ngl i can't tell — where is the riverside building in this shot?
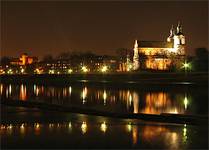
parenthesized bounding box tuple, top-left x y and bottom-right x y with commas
(133, 22, 186, 70)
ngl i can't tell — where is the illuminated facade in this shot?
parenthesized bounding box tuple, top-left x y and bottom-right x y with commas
(11, 53, 38, 66)
(133, 22, 185, 70)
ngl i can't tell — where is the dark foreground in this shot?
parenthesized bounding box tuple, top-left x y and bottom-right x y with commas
(1, 106, 208, 149)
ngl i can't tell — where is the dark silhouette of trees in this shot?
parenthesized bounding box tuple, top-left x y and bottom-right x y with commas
(116, 48, 130, 62)
(194, 48, 208, 72)
(25, 64, 35, 74)
(42, 54, 54, 62)
(0, 56, 11, 66)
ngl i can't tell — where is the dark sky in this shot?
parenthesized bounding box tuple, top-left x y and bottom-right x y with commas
(1, 1, 208, 58)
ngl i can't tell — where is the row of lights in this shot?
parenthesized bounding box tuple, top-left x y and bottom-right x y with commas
(0, 122, 108, 134)
(0, 68, 25, 75)
(0, 65, 109, 75)
(1, 122, 144, 134)
(1, 61, 191, 75)
(48, 65, 109, 74)
(1, 122, 188, 135)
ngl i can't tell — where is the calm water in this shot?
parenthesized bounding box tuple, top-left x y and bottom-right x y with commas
(0, 83, 208, 115)
(1, 108, 208, 149)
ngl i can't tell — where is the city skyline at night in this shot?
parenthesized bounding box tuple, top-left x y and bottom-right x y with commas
(1, 1, 208, 149)
(1, 1, 208, 58)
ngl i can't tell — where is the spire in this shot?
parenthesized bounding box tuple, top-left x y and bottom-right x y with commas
(176, 21, 183, 35)
(167, 25, 174, 42)
(169, 25, 174, 36)
(133, 40, 139, 70)
(177, 21, 181, 27)
(134, 40, 138, 49)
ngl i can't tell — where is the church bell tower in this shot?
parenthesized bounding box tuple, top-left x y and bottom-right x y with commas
(173, 21, 186, 55)
(133, 40, 139, 70)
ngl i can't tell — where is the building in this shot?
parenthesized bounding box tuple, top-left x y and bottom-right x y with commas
(10, 53, 38, 66)
(133, 22, 185, 70)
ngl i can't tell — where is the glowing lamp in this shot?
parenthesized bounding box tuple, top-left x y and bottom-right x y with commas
(68, 69, 73, 74)
(81, 66, 88, 73)
(100, 65, 108, 73)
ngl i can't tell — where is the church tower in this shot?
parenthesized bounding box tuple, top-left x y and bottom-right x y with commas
(133, 40, 139, 70)
(167, 25, 174, 42)
(173, 21, 186, 54)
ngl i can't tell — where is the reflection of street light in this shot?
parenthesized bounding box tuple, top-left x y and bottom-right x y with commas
(68, 122, 72, 128)
(182, 124, 187, 143)
(81, 122, 87, 134)
(20, 123, 25, 129)
(81, 87, 87, 104)
(7, 124, 13, 129)
(103, 90, 107, 105)
(100, 122, 107, 133)
(183, 95, 189, 110)
(127, 122, 132, 132)
(34, 123, 40, 130)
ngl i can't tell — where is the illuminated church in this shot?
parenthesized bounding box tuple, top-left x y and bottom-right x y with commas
(132, 22, 186, 70)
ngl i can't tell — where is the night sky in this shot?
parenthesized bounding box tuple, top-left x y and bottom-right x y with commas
(1, 1, 208, 58)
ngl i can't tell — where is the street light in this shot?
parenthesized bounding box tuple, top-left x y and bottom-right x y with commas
(7, 69, 13, 74)
(81, 66, 89, 73)
(49, 70, 55, 74)
(182, 60, 191, 75)
(127, 64, 133, 72)
(68, 69, 73, 74)
(100, 65, 108, 73)
(100, 122, 107, 133)
(20, 68, 25, 74)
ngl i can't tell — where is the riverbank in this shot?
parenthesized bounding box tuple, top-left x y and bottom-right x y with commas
(0, 72, 208, 85)
(1, 99, 208, 125)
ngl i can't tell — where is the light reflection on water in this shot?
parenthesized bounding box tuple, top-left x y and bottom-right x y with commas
(0, 83, 206, 115)
(19, 84, 27, 100)
(0, 122, 189, 149)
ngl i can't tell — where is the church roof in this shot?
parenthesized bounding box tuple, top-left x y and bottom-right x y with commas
(138, 41, 173, 48)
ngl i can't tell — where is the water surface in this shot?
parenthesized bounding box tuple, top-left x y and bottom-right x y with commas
(1, 108, 208, 149)
(0, 83, 208, 115)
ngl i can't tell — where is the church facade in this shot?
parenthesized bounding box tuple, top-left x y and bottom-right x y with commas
(132, 22, 186, 71)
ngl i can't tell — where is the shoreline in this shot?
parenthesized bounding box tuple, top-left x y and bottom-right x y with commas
(0, 72, 208, 85)
(1, 99, 208, 126)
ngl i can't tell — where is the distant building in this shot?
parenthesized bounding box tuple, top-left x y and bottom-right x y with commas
(133, 22, 185, 70)
(39, 54, 118, 74)
(10, 53, 38, 66)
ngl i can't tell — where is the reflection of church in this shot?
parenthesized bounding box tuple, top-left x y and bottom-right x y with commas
(133, 22, 185, 70)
